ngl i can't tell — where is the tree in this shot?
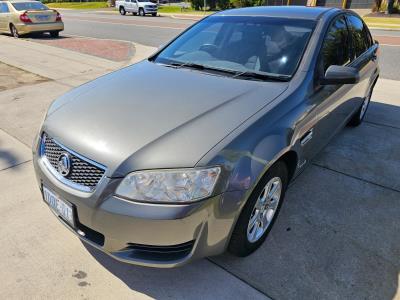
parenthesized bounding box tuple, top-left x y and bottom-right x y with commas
(191, 0, 204, 10)
(217, 0, 230, 9)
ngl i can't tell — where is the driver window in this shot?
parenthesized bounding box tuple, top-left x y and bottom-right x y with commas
(319, 16, 350, 74)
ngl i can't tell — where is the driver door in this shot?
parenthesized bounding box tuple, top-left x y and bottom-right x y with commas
(299, 15, 353, 161)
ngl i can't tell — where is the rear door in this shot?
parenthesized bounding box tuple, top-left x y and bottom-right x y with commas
(345, 13, 379, 110)
(131, 0, 139, 13)
(0, 3, 11, 32)
(124, 0, 132, 12)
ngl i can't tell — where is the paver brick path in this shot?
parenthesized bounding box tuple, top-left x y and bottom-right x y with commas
(31, 36, 135, 62)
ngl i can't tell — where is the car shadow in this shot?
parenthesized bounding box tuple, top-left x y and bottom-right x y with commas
(0, 139, 20, 171)
(81, 242, 261, 299)
(2, 32, 69, 40)
(26, 32, 70, 40)
(83, 101, 400, 300)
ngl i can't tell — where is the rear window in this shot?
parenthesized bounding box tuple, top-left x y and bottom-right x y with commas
(12, 2, 48, 11)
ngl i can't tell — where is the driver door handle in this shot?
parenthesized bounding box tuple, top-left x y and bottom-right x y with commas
(300, 129, 313, 146)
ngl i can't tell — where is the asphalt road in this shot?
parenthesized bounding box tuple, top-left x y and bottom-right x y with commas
(60, 10, 400, 80)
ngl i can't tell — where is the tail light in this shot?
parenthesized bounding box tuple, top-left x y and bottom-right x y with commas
(19, 12, 32, 23)
(55, 11, 62, 22)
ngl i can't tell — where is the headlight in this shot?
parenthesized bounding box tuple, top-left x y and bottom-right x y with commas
(115, 167, 221, 203)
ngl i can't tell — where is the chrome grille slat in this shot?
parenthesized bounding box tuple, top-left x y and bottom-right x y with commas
(41, 133, 106, 191)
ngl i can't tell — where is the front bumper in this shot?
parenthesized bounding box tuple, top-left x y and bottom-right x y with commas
(33, 144, 246, 268)
(16, 22, 64, 35)
(144, 8, 157, 14)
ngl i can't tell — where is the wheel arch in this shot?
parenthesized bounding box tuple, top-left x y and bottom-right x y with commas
(278, 150, 298, 184)
(224, 148, 299, 253)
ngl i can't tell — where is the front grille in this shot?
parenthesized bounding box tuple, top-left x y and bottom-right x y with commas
(41, 133, 106, 191)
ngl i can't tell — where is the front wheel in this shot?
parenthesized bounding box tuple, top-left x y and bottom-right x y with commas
(228, 161, 288, 257)
(347, 87, 373, 127)
(119, 6, 126, 15)
(10, 24, 19, 38)
(138, 8, 145, 16)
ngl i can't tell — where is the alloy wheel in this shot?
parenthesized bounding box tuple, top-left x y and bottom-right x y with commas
(11, 25, 19, 38)
(247, 177, 282, 243)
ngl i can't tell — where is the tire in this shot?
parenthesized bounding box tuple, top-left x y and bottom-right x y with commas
(10, 24, 19, 38)
(119, 6, 126, 15)
(152, 13, 157, 16)
(139, 8, 145, 16)
(50, 31, 59, 38)
(228, 161, 288, 257)
(347, 86, 373, 127)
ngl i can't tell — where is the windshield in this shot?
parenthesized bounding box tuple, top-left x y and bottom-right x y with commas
(152, 16, 315, 78)
(12, 2, 48, 11)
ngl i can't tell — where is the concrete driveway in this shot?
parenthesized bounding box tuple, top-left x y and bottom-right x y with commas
(0, 36, 399, 299)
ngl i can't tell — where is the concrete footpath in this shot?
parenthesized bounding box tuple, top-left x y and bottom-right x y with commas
(0, 34, 400, 299)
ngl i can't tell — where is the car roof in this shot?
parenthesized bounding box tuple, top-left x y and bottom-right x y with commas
(214, 6, 339, 20)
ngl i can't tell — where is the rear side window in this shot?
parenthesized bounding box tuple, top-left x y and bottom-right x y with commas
(320, 16, 350, 73)
(347, 14, 370, 58)
(0, 3, 10, 13)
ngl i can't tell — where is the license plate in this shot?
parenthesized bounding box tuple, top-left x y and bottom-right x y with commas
(43, 186, 74, 226)
(36, 15, 50, 21)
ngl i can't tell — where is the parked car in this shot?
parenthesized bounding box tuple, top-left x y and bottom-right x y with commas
(0, 0, 63, 38)
(116, 0, 158, 16)
(33, 6, 379, 268)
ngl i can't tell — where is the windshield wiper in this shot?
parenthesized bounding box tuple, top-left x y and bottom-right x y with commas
(169, 61, 207, 70)
(159, 61, 290, 81)
(169, 62, 238, 75)
(233, 70, 290, 82)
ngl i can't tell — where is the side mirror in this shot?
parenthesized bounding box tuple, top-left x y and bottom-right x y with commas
(322, 65, 360, 85)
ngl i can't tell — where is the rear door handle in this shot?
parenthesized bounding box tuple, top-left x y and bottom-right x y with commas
(300, 129, 313, 146)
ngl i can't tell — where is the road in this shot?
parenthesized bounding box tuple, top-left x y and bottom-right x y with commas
(59, 10, 400, 80)
(62, 11, 191, 47)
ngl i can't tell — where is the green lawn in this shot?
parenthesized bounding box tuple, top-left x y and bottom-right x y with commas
(363, 16, 400, 28)
(46, 2, 108, 9)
